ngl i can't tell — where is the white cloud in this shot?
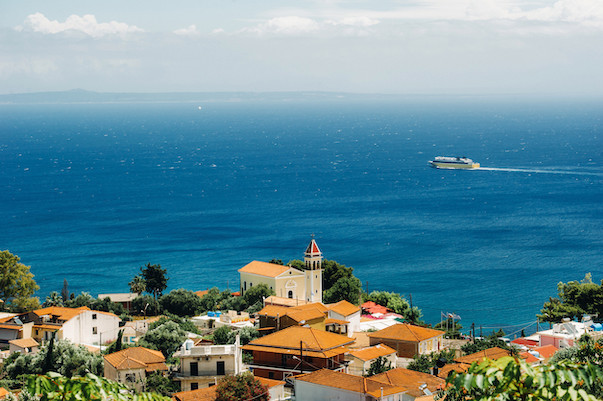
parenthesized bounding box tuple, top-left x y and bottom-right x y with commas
(245, 16, 320, 35)
(16, 13, 143, 38)
(174, 24, 200, 36)
(325, 16, 380, 27)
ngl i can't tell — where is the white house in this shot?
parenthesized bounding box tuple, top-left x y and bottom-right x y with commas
(326, 300, 361, 337)
(173, 336, 243, 391)
(26, 307, 121, 346)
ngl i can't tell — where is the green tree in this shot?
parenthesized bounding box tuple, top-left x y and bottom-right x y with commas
(26, 372, 170, 401)
(366, 356, 392, 376)
(2, 339, 103, 379)
(538, 273, 603, 323)
(129, 274, 146, 294)
(219, 295, 247, 312)
(243, 284, 274, 308)
(148, 315, 199, 335)
(198, 287, 222, 313)
(43, 292, 63, 307)
(215, 372, 269, 401)
(227, 327, 260, 345)
(159, 289, 203, 317)
(323, 276, 362, 304)
(141, 263, 168, 301)
(268, 259, 283, 265)
(361, 291, 423, 323)
(407, 349, 456, 374)
(213, 326, 232, 345)
(138, 320, 185, 359)
(321, 260, 354, 291)
(286, 259, 306, 271)
(132, 294, 161, 317)
(0, 250, 40, 312)
(64, 292, 95, 308)
(144, 371, 180, 396)
(61, 279, 71, 302)
(440, 356, 603, 401)
(461, 332, 516, 355)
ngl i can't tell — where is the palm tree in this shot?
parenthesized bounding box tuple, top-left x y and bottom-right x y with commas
(129, 274, 146, 294)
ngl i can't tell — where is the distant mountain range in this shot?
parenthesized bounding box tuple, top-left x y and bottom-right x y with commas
(0, 89, 407, 104)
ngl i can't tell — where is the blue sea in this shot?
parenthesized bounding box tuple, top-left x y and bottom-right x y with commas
(1, 97, 601, 336)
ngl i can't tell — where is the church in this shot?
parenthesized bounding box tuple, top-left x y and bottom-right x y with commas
(238, 239, 323, 303)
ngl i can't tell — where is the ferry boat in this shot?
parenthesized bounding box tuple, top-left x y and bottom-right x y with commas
(429, 156, 480, 169)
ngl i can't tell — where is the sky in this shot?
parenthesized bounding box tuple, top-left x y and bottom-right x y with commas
(1, 0, 603, 95)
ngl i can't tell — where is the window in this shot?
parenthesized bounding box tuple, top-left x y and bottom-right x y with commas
(268, 372, 275, 379)
(125, 374, 136, 383)
(92, 327, 97, 334)
(92, 314, 97, 320)
(191, 383, 198, 390)
(216, 361, 225, 375)
(288, 290, 293, 299)
(244, 281, 247, 291)
(190, 362, 198, 376)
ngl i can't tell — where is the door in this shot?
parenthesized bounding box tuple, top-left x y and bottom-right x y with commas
(216, 361, 225, 375)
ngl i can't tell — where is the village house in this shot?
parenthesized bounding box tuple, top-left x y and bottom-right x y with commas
(21, 306, 120, 346)
(238, 239, 324, 303)
(173, 337, 243, 391)
(8, 337, 39, 355)
(103, 346, 168, 393)
(241, 326, 354, 381)
(98, 293, 138, 314)
(536, 319, 601, 348)
(368, 324, 445, 358)
(371, 367, 446, 400)
(346, 344, 398, 376)
(325, 300, 361, 337)
(257, 303, 327, 333)
(294, 368, 408, 401)
(0, 314, 33, 346)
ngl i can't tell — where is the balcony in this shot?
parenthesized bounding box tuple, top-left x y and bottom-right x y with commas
(174, 344, 236, 358)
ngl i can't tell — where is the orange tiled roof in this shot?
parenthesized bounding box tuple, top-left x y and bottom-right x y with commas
(293, 302, 329, 314)
(245, 326, 354, 351)
(368, 324, 444, 343)
(256, 376, 286, 388)
(348, 344, 396, 361)
(454, 347, 511, 364)
(172, 386, 216, 401)
(0, 388, 9, 398)
(328, 300, 360, 317)
(371, 367, 446, 398)
(33, 306, 90, 321)
(194, 290, 209, 298)
(104, 347, 166, 371)
(238, 261, 297, 278)
(325, 318, 349, 325)
(9, 338, 39, 348)
(285, 308, 325, 323)
(0, 324, 21, 330)
(296, 369, 406, 398)
(33, 324, 61, 331)
(533, 344, 559, 359)
(437, 363, 470, 379)
(257, 305, 291, 317)
(242, 344, 349, 359)
(520, 351, 541, 363)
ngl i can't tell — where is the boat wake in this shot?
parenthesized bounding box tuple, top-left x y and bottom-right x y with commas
(477, 167, 603, 177)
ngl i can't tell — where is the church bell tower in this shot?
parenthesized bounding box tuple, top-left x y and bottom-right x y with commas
(304, 237, 323, 303)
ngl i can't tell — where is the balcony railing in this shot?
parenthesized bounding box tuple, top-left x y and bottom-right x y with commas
(174, 344, 236, 358)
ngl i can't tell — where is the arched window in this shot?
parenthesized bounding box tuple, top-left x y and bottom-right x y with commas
(288, 290, 293, 299)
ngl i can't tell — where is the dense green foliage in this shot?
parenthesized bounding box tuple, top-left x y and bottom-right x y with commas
(132, 294, 162, 316)
(26, 372, 170, 401)
(323, 276, 362, 304)
(407, 349, 456, 374)
(460, 333, 516, 355)
(539, 273, 603, 323)
(212, 326, 232, 345)
(366, 355, 392, 376)
(144, 372, 180, 396)
(0, 250, 40, 312)
(159, 289, 203, 317)
(62, 292, 125, 315)
(242, 284, 274, 309)
(2, 339, 103, 381)
(129, 274, 146, 294)
(362, 290, 423, 324)
(215, 372, 269, 401)
(439, 356, 603, 401)
(138, 320, 186, 358)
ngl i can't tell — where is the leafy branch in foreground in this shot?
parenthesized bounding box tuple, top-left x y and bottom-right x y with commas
(26, 372, 170, 401)
(438, 356, 603, 401)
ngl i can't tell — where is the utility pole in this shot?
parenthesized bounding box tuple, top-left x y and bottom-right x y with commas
(300, 341, 303, 374)
(480, 325, 483, 338)
(471, 323, 475, 342)
(409, 293, 413, 309)
(366, 281, 369, 294)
